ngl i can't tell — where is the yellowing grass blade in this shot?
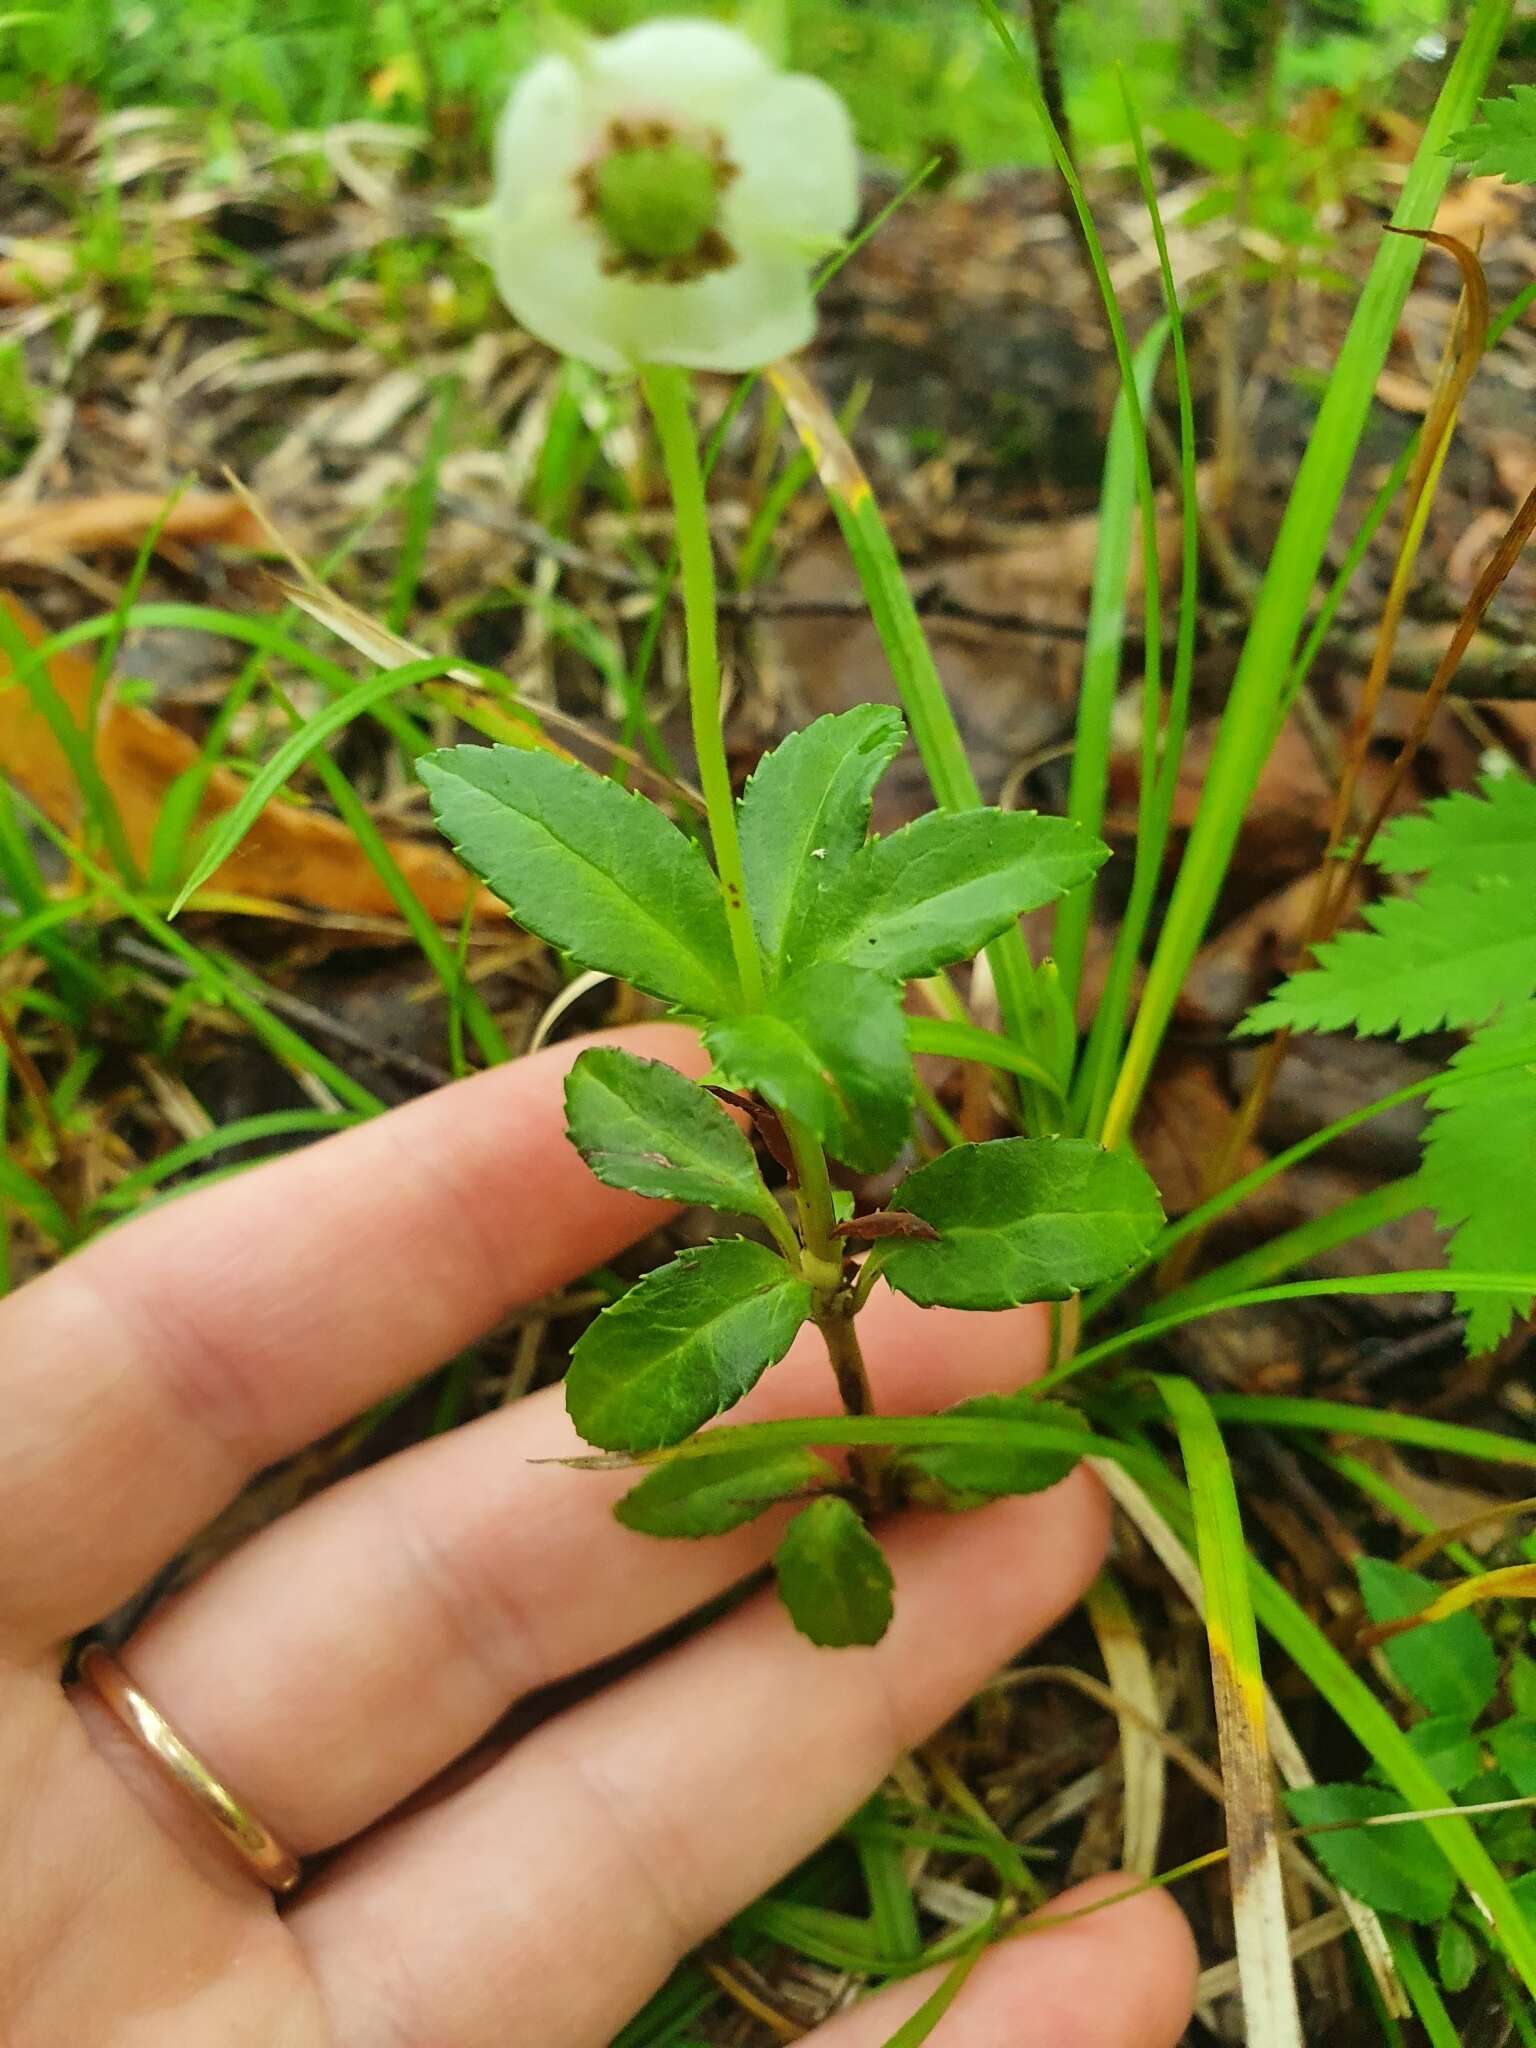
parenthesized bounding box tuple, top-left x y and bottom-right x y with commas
(1155, 1379, 1303, 2048)
(1361, 1562, 1536, 1645)
(1085, 1570, 1166, 1877)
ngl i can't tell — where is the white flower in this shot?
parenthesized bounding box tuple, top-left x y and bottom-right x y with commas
(466, 16, 859, 374)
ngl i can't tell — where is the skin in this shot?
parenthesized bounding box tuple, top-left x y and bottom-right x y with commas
(0, 1024, 1198, 2048)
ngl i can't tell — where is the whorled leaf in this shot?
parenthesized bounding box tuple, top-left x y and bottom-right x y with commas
(705, 961, 913, 1174)
(565, 1239, 811, 1452)
(790, 806, 1104, 983)
(615, 1443, 838, 1539)
(737, 704, 905, 974)
(773, 1496, 894, 1647)
(564, 1047, 779, 1228)
(421, 744, 736, 1014)
(879, 1138, 1164, 1309)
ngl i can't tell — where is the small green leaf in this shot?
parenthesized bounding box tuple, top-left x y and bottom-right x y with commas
(420, 744, 736, 1014)
(566, 1239, 811, 1452)
(737, 706, 905, 973)
(1421, 1007, 1536, 1353)
(705, 962, 912, 1173)
(1511, 1869, 1536, 1933)
(1375, 771, 1536, 887)
(1238, 875, 1536, 1039)
(1512, 1653, 1536, 1721)
(1446, 85, 1536, 184)
(774, 1497, 894, 1647)
(895, 1394, 1083, 1509)
(564, 1048, 777, 1225)
(1285, 1784, 1455, 1924)
(1357, 1556, 1499, 1720)
(615, 1444, 837, 1538)
(1436, 1919, 1479, 1996)
(1489, 1719, 1536, 1798)
(880, 1138, 1164, 1309)
(792, 807, 1105, 982)
(1403, 1714, 1484, 1793)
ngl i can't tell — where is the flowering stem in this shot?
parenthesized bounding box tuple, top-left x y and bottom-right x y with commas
(640, 363, 764, 1008)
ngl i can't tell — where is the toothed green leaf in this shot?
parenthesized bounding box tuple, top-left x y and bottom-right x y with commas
(737, 706, 906, 974)
(615, 1444, 837, 1538)
(1420, 1007, 1536, 1352)
(792, 807, 1105, 982)
(564, 1048, 778, 1226)
(894, 1394, 1083, 1509)
(1240, 876, 1536, 1039)
(421, 744, 735, 1014)
(880, 1138, 1164, 1309)
(705, 962, 912, 1173)
(566, 1240, 810, 1452)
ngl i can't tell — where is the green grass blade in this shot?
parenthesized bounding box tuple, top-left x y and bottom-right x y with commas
(89, 1109, 357, 1215)
(1157, 1175, 1426, 1317)
(906, 1014, 1063, 1101)
(168, 654, 460, 914)
(1055, 318, 1169, 1023)
(1159, 1375, 1302, 2046)
(1202, 1396, 1536, 1476)
(1102, 0, 1513, 1148)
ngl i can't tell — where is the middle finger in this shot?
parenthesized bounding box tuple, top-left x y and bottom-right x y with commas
(115, 1285, 1049, 1856)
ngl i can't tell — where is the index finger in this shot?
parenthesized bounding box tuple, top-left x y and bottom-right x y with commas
(0, 1023, 705, 1658)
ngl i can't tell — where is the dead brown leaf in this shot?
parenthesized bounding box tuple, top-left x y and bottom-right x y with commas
(0, 492, 266, 564)
(0, 589, 499, 924)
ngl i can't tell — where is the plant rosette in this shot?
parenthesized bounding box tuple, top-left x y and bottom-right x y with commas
(458, 15, 860, 372)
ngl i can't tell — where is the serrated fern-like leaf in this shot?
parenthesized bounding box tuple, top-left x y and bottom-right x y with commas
(1240, 876, 1536, 1039)
(1445, 85, 1536, 185)
(1421, 1007, 1536, 1352)
(1374, 772, 1536, 885)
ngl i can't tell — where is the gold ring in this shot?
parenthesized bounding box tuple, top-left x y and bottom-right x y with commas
(78, 1645, 302, 1895)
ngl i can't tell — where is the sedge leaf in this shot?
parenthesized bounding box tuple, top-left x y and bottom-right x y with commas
(773, 1497, 894, 1647)
(565, 1239, 811, 1452)
(420, 744, 735, 1014)
(564, 1048, 778, 1227)
(881, 1138, 1164, 1309)
(705, 962, 912, 1173)
(1357, 1556, 1499, 1720)
(791, 807, 1104, 982)
(1285, 1783, 1455, 1924)
(737, 705, 905, 973)
(895, 1393, 1082, 1509)
(615, 1443, 836, 1538)
(1420, 1007, 1536, 1352)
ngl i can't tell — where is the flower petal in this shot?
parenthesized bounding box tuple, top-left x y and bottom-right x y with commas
(492, 52, 588, 207)
(724, 74, 861, 251)
(588, 17, 771, 122)
(488, 203, 631, 375)
(609, 252, 817, 372)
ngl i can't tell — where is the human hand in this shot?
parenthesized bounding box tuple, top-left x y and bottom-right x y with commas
(1, 1024, 1196, 2047)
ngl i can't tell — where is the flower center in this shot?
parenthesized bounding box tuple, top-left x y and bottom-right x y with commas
(582, 121, 737, 281)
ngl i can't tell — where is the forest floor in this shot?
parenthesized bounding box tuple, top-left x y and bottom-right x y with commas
(4, 78, 1536, 2044)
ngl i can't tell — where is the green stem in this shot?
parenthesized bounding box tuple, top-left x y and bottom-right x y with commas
(640, 363, 764, 1006)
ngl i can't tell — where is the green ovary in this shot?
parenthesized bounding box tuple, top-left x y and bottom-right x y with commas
(591, 140, 721, 265)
